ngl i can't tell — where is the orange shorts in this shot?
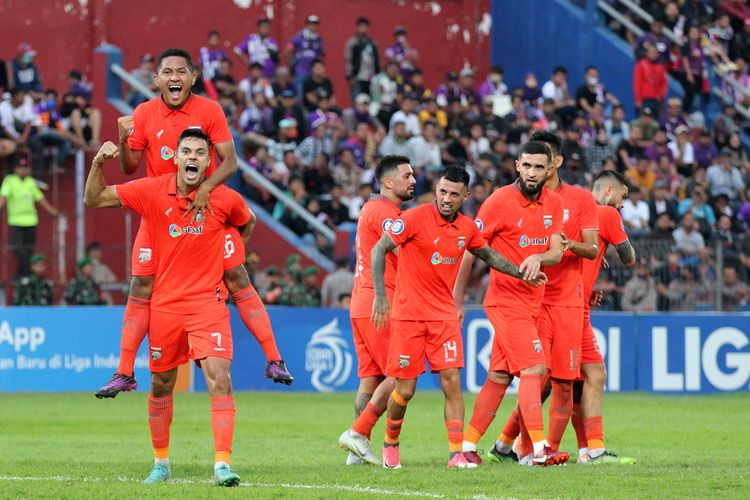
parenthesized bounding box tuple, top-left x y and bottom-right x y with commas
(351, 317, 390, 378)
(580, 307, 604, 365)
(487, 305, 545, 376)
(386, 319, 463, 379)
(131, 219, 245, 276)
(537, 303, 583, 380)
(148, 307, 233, 372)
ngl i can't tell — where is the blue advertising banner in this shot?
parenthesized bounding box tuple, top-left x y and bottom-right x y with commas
(1, 307, 749, 393)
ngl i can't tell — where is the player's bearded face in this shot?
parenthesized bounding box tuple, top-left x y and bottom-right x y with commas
(175, 137, 210, 187)
(392, 163, 416, 201)
(435, 178, 468, 218)
(516, 153, 549, 197)
(606, 184, 629, 210)
(157, 56, 197, 109)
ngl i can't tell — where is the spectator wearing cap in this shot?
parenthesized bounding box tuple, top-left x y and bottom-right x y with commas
(342, 93, 383, 134)
(295, 113, 335, 167)
(389, 92, 421, 137)
(286, 14, 325, 97)
(234, 18, 279, 80)
(260, 266, 285, 304)
(63, 257, 106, 305)
(344, 17, 381, 102)
(11, 43, 42, 98)
(667, 124, 695, 175)
(630, 105, 660, 141)
(707, 149, 747, 203)
(479, 65, 508, 100)
(384, 25, 418, 81)
(458, 67, 480, 110)
(272, 88, 307, 137)
(126, 53, 158, 107)
(435, 71, 461, 108)
(633, 45, 668, 115)
(0, 160, 60, 277)
(287, 265, 322, 307)
(12, 253, 54, 306)
(64, 70, 102, 149)
(370, 60, 401, 128)
(302, 59, 334, 111)
(576, 65, 620, 115)
(321, 255, 354, 308)
(199, 30, 231, 85)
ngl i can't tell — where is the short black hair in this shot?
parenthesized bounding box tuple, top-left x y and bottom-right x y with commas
(553, 65, 568, 75)
(529, 131, 562, 157)
(439, 164, 470, 187)
(375, 155, 410, 183)
(585, 65, 598, 73)
(490, 65, 503, 74)
(157, 48, 194, 72)
(86, 242, 102, 254)
(68, 69, 83, 81)
(518, 140, 552, 164)
(177, 128, 210, 149)
(593, 169, 628, 188)
(356, 16, 370, 25)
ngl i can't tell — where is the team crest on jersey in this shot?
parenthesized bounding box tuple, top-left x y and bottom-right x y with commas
(138, 247, 152, 263)
(382, 219, 394, 232)
(563, 209, 570, 223)
(543, 215, 553, 229)
(399, 355, 410, 368)
(532, 340, 542, 353)
(150, 346, 163, 360)
(161, 146, 174, 160)
(390, 219, 404, 235)
(458, 236, 466, 249)
(475, 219, 483, 231)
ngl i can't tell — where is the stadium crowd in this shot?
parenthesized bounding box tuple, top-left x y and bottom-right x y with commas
(2, 5, 750, 310)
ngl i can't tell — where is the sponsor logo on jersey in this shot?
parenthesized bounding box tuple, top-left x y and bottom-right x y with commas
(431, 251, 457, 265)
(519, 234, 549, 248)
(390, 219, 404, 235)
(169, 223, 204, 237)
(161, 146, 174, 160)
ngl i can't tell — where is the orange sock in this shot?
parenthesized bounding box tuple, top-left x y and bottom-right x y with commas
(584, 416, 604, 450)
(384, 418, 403, 445)
(571, 402, 588, 450)
(233, 286, 281, 361)
(118, 296, 150, 376)
(547, 380, 573, 450)
(466, 379, 508, 444)
(148, 395, 173, 459)
(446, 419, 464, 454)
(352, 402, 382, 440)
(518, 374, 545, 446)
(211, 396, 236, 463)
(499, 407, 520, 446)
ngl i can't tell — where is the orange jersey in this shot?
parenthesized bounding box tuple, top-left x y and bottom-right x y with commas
(116, 174, 251, 314)
(478, 181, 564, 312)
(583, 204, 629, 306)
(387, 203, 484, 321)
(128, 94, 233, 177)
(542, 183, 599, 308)
(350, 195, 401, 318)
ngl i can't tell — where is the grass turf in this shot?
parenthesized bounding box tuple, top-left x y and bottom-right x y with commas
(0, 391, 747, 498)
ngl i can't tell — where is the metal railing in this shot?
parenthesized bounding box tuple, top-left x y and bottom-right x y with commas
(612, 0, 683, 46)
(597, 0, 644, 38)
(109, 63, 336, 243)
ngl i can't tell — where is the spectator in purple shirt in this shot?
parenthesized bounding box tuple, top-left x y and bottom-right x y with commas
(199, 30, 230, 81)
(660, 97, 689, 140)
(635, 18, 673, 64)
(681, 24, 709, 112)
(644, 129, 675, 163)
(435, 71, 461, 108)
(286, 15, 325, 98)
(478, 65, 508, 100)
(384, 26, 419, 82)
(693, 129, 719, 169)
(234, 18, 280, 80)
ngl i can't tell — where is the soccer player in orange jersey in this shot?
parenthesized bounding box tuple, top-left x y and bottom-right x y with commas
(370, 165, 547, 469)
(95, 48, 291, 398)
(490, 131, 599, 464)
(455, 140, 569, 467)
(85, 129, 251, 485)
(338, 156, 416, 466)
(574, 170, 636, 464)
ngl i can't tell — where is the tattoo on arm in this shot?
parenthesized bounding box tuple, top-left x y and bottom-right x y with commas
(470, 245, 521, 279)
(616, 240, 636, 267)
(372, 235, 397, 297)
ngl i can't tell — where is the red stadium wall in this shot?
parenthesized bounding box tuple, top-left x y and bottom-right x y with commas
(0, 0, 490, 290)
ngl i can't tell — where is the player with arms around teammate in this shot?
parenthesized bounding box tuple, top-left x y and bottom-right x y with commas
(455, 140, 569, 466)
(572, 170, 636, 464)
(371, 165, 547, 469)
(85, 129, 250, 485)
(96, 48, 291, 398)
(338, 155, 416, 466)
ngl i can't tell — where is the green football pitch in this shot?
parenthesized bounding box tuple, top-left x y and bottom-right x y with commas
(1, 391, 747, 498)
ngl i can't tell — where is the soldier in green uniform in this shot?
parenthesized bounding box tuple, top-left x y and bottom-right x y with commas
(287, 265, 322, 307)
(63, 257, 106, 305)
(13, 253, 55, 305)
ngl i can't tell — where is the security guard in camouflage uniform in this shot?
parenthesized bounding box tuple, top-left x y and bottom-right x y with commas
(13, 253, 55, 305)
(63, 257, 106, 305)
(284, 265, 322, 307)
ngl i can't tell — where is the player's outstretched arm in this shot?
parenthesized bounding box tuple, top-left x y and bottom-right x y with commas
(371, 234, 397, 330)
(84, 142, 122, 208)
(563, 228, 599, 260)
(471, 244, 547, 287)
(117, 116, 142, 175)
(615, 240, 636, 267)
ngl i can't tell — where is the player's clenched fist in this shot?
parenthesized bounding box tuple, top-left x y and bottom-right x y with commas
(117, 115, 134, 142)
(93, 141, 120, 165)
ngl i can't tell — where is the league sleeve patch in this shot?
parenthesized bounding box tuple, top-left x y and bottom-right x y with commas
(475, 218, 484, 231)
(390, 219, 405, 235)
(382, 218, 394, 232)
